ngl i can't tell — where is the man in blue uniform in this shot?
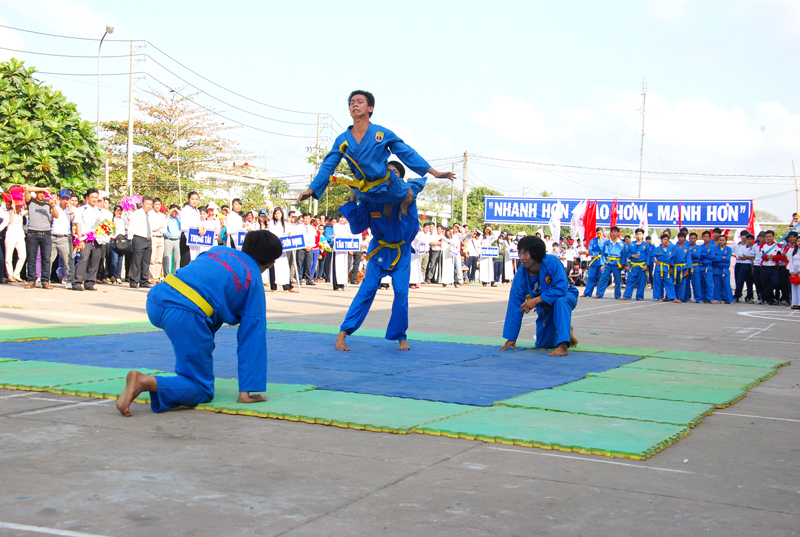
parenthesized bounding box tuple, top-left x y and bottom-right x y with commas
(500, 236, 579, 357)
(712, 233, 734, 304)
(698, 230, 716, 303)
(685, 232, 704, 302)
(335, 162, 419, 351)
(595, 226, 626, 299)
(581, 227, 606, 297)
(297, 91, 454, 214)
(652, 234, 677, 302)
(672, 231, 691, 302)
(116, 231, 283, 417)
(621, 228, 648, 301)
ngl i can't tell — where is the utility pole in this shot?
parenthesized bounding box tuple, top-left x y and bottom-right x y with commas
(637, 78, 647, 199)
(125, 40, 135, 196)
(793, 160, 799, 214)
(461, 150, 468, 226)
(450, 162, 455, 224)
(313, 114, 322, 215)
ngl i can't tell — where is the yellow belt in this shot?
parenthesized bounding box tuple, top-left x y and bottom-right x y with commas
(608, 256, 621, 269)
(331, 141, 391, 193)
(365, 240, 406, 270)
(657, 261, 671, 278)
(674, 262, 686, 279)
(630, 261, 646, 270)
(587, 255, 601, 267)
(164, 274, 214, 318)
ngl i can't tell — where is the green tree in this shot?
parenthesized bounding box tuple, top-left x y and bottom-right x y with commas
(267, 178, 290, 208)
(453, 185, 501, 228)
(305, 149, 356, 216)
(102, 87, 252, 205)
(0, 58, 102, 192)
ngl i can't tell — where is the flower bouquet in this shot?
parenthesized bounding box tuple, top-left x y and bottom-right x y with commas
(120, 195, 142, 212)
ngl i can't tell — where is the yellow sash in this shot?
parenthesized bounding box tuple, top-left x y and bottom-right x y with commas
(164, 274, 214, 318)
(608, 256, 621, 269)
(657, 261, 671, 278)
(630, 261, 646, 270)
(330, 141, 391, 193)
(674, 262, 686, 279)
(587, 254, 602, 267)
(365, 240, 406, 270)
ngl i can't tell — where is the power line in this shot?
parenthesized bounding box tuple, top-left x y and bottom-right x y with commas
(0, 46, 130, 58)
(146, 74, 315, 139)
(147, 42, 322, 116)
(35, 71, 144, 76)
(0, 23, 142, 42)
(470, 154, 794, 179)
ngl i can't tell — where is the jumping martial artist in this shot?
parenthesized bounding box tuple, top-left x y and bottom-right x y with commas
(116, 230, 284, 417)
(500, 236, 579, 357)
(581, 227, 606, 297)
(595, 226, 625, 299)
(334, 162, 420, 352)
(621, 228, 648, 301)
(672, 232, 691, 302)
(652, 233, 677, 302)
(297, 90, 455, 214)
(686, 232, 704, 303)
(711, 233, 734, 304)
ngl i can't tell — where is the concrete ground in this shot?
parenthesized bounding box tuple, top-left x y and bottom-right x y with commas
(0, 281, 798, 537)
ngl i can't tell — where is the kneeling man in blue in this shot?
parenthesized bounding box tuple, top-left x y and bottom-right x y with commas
(500, 236, 579, 357)
(335, 162, 419, 352)
(116, 231, 284, 417)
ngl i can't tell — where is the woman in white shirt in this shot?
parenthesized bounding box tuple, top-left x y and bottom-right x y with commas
(179, 192, 202, 267)
(4, 202, 27, 282)
(479, 226, 497, 286)
(266, 207, 296, 292)
(439, 228, 458, 287)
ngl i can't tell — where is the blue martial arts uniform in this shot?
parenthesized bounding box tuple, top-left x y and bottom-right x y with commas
(503, 254, 579, 348)
(583, 236, 606, 296)
(686, 242, 704, 302)
(596, 238, 626, 298)
(622, 240, 649, 300)
(699, 241, 716, 303)
(712, 244, 734, 303)
(338, 198, 419, 341)
(145, 246, 267, 413)
(672, 240, 691, 301)
(646, 241, 655, 285)
(308, 123, 431, 206)
(652, 243, 677, 300)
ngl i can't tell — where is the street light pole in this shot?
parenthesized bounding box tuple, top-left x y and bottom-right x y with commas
(96, 25, 114, 141)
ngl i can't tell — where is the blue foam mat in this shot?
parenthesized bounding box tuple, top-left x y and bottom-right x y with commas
(0, 328, 641, 406)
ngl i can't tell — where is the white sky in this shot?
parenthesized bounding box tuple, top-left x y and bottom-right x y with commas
(1, 0, 798, 219)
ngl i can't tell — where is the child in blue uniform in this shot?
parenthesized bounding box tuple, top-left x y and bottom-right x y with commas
(698, 230, 716, 303)
(595, 226, 626, 299)
(116, 231, 283, 417)
(652, 234, 677, 302)
(334, 162, 419, 351)
(621, 228, 648, 301)
(712, 233, 734, 304)
(673, 232, 691, 302)
(686, 232, 704, 302)
(297, 91, 455, 213)
(500, 236, 579, 357)
(581, 227, 606, 297)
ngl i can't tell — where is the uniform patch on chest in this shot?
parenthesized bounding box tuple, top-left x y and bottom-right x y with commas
(370, 212, 381, 219)
(375, 132, 384, 142)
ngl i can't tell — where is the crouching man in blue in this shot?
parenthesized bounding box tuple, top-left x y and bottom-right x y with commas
(116, 230, 283, 417)
(335, 162, 418, 352)
(500, 236, 579, 357)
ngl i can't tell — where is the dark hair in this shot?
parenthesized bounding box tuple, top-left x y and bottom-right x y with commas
(221, 205, 230, 210)
(142, 196, 153, 203)
(153, 197, 161, 203)
(187, 191, 199, 200)
(765, 230, 774, 236)
(35, 182, 47, 188)
(677, 232, 686, 238)
(719, 234, 728, 240)
(232, 198, 242, 205)
(271, 206, 285, 225)
(348, 90, 375, 117)
(242, 230, 283, 266)
(113, 205, 122, 212)
(680, 227, 689, 234)
(388, 160, 406, 178)
(635, 228, 644, 234)
(702, 230, 711, 237)
(595, 227, 602, 233)
(689, 232, 698, 238)
(645, 236, 651, 240)
(518, 236, 547, 262)
(169, 204, 179, 210)
(660, 233, 670, 240)
(713, 227, 722, 234)
(740, 230, 749, 236)
(746, 234, 754, 239)
(610, 226, 620, 232)
(84, 188, 98, 198)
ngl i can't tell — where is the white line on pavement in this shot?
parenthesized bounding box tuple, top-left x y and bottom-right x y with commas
(713, 412, 800, 423)
(0, 392, 35, 400)
(486, 446, 694, 474)
(0, 521, 110, 537)
(743, 323, 775, 341)
(571, 302, 664, 319)
(12, 399, 111, 417)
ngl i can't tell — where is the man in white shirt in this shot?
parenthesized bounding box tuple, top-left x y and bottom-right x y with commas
(73, 189, 103, 291)
(127, 196, 155, 289)
(97, 197, 114, 283)
(425, 224, 443, 283)
(50, 189, 75, 288)
(148, 198, 168, 283)
(225, 198, 244, 249)
(418, 222, 432, 283)
(733, 230, 755, 303)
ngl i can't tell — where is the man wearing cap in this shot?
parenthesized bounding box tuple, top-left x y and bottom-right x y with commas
(50, 189, 76, 288)
(23, 183, 59, 289)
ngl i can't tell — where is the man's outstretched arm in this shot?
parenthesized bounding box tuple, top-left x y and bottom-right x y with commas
(298, 146, 345, 203)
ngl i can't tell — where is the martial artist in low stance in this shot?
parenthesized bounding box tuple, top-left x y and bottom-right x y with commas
(116, 230, 283, 416)
(500, 236, 579, 357)
(334, 162, 419, 352)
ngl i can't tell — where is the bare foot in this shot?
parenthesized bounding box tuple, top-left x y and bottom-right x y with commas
(116, 370, 157, 417)
(569, 325, 579, 348)
(548, 342, 569, 357)
(400, 188, 414, 216)
(581, 294, 591, 297)
(335, 330, 351, 351)
(619, 297, 630, 300)
(672, 299, 682, 303)
(237, 392, 267, 403)
(398, 340, 411, 351)
(593, 296, 602, 299)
